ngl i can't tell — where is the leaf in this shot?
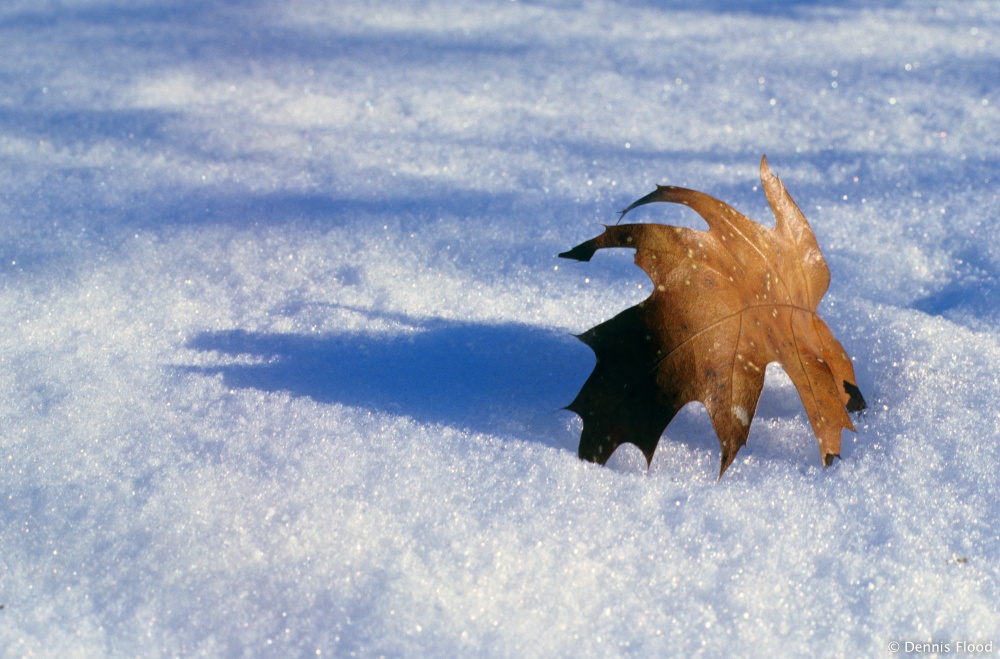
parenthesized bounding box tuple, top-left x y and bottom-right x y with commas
(559, 156, 865, 478)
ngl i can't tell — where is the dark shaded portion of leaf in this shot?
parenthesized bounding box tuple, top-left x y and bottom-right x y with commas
(824, 453, 841, 467)
(567, 304, 680, 466)
(843, 381, 867, 413)
(558, 242, 599, 263)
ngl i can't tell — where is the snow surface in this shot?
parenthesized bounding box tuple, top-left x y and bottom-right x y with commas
(1, 0, 999, 656)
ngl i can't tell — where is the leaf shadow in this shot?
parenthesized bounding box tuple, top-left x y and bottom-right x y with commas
(182, 315, 592, 451)
(608, 0, 908, 13)
(912, 254, 1000, 328)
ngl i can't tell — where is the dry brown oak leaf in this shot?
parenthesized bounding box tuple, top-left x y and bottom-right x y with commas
(560, 156, 866, 478)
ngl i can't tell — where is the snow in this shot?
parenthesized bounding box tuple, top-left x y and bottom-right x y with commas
(1, 0, 998, 656)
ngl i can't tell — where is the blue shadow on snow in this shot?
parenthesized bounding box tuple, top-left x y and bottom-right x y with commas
(184, 318, 592, 449)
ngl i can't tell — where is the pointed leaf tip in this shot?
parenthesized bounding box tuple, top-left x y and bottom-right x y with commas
(618, 185, 673, 220)
(559, 242, 597, 262)
(718, 450, 737, 480)
(759, 154, 775, 184)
